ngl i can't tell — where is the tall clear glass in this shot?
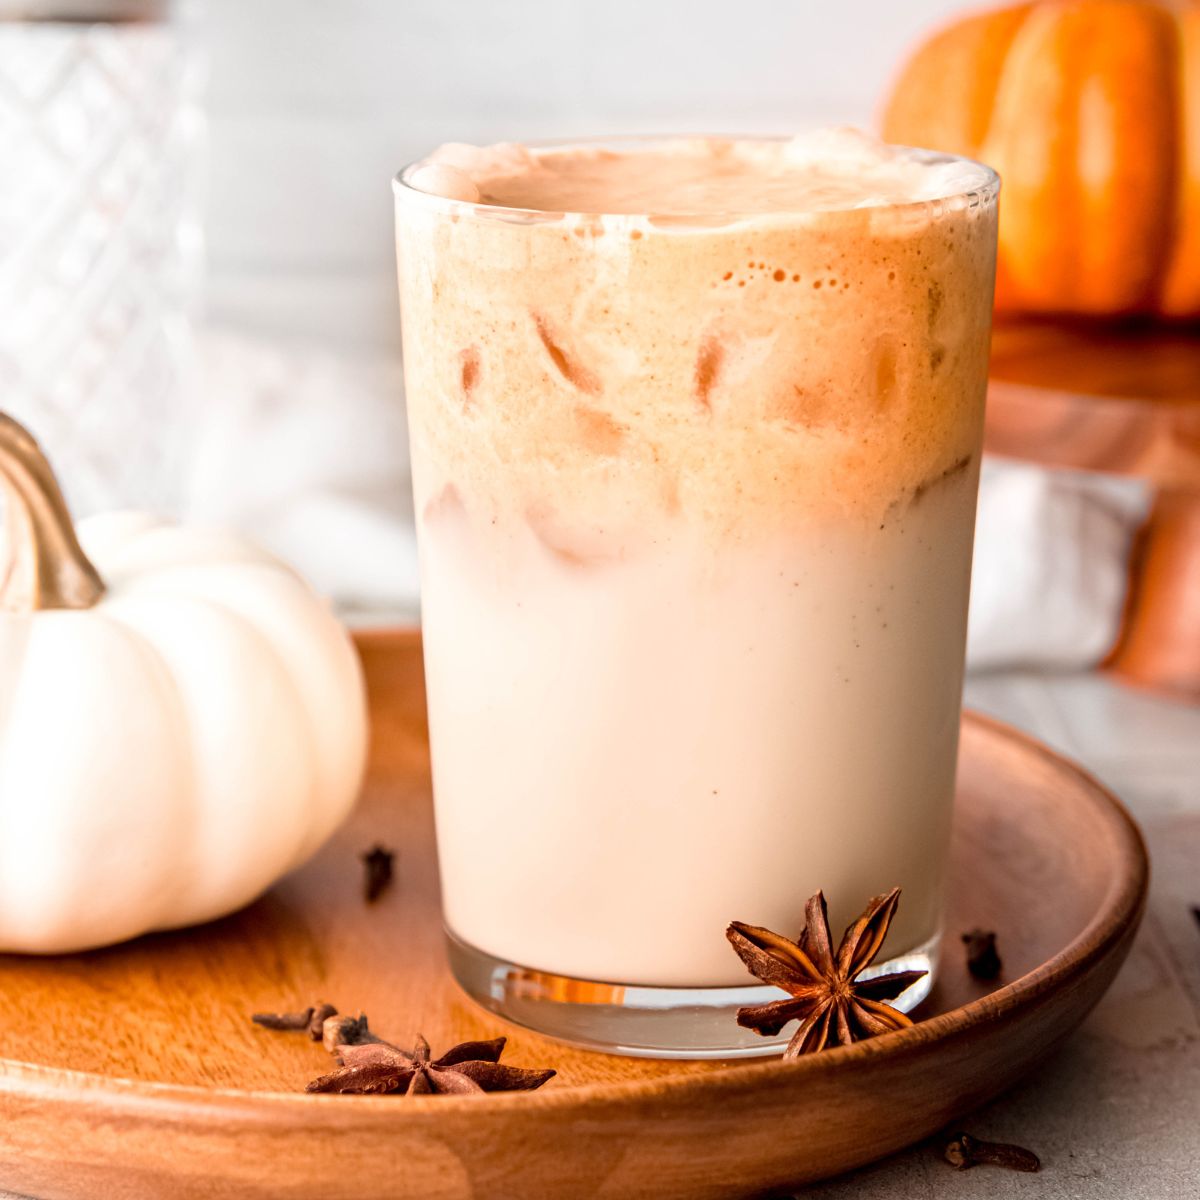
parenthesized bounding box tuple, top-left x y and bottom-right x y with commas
(395, 137, 999, 1057)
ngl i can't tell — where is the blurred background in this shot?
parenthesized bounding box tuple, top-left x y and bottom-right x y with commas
(1, 0, 1192, 686)
(1, 8, 1197, 1191)
(204, 0, 961, 355)
(206, 0, 1072, 636)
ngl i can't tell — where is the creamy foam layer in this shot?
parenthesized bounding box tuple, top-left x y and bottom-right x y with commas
(409, 129, 996, 215)
(396, 132, 998, 537)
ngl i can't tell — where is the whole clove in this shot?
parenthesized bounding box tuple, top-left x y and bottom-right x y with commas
(253, 1003, 340, 1039)
(308, 1002, 338, 1040)
(361, 845, 395, 903)
(943, 1132, 1040, 1173)
(962, 928, 1002, 980)
(252, 1007, 315, 1032)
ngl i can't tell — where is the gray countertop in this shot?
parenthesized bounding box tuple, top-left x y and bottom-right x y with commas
(804, 670, 1200, 1200)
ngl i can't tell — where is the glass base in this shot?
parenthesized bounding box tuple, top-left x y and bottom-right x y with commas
(446, 928, 939, 1060)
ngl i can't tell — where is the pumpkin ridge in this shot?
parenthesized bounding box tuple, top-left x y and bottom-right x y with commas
(881, 0, 1200, 318)
(114, 567, 362, 871)
(880, 4, 1036, 158)
(80, 602, 213, 929)
(1160, 5, 1200, 314)
(963, 2, 1038, 153)
(0, 611, 196, 951)
(98, 590, 318, 921)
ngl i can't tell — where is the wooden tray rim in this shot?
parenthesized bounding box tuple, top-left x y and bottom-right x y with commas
(987, 376, 1200, 418)
(0, 711, 1148, 1121)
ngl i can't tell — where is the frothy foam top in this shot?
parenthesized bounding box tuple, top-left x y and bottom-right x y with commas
(396, 128, 998, 538)
(405, 129, 996, 216)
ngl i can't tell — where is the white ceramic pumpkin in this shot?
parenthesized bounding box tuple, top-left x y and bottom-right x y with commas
(0, 415, 368, 953)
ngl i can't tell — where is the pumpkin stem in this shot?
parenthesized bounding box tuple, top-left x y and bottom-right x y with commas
(0, 414, 105, 612)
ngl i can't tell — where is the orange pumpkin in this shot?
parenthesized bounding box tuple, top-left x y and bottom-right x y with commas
(881, 1, 1200, 319)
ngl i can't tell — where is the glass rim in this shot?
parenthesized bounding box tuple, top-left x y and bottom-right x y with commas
(392, 133, 1001, 223)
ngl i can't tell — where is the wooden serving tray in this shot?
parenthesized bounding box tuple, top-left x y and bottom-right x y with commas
(0, 630, 1148, 1200)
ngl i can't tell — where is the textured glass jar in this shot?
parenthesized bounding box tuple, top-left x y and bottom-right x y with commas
(0, 0, 203, 514)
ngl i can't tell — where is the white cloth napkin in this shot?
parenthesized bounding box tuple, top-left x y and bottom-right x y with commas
(188, 328, 1149, 668)
(968, 459, 1149, 669)
(187, 330, 419, 621)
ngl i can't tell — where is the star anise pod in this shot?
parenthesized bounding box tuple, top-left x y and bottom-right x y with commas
(306, 1034, 556, 1096)
(727, 887, 927, 1057)
(360, 844, 395, 903)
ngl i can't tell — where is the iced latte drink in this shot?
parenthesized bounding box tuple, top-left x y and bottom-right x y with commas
(395, 132, 998, 1056)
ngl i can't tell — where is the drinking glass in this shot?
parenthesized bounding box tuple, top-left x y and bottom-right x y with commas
(394, 137, 999, 1057)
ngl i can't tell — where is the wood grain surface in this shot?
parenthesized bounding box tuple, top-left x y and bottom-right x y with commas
(0, 630, 1148, 1200)
(986, 319, 1200, 486)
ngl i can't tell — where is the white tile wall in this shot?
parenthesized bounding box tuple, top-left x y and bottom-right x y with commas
(201, 0, 966, 351)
